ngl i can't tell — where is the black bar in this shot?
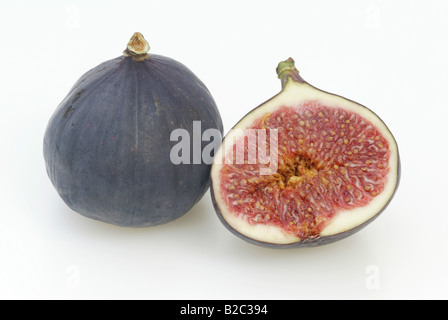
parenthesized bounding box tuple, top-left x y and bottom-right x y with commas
(148, 300, 301, 318)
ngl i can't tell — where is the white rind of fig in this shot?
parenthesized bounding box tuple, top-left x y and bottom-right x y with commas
(210, 58, 400, 248)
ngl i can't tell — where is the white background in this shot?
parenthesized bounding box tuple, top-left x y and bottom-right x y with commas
(1, 0, 447, 300)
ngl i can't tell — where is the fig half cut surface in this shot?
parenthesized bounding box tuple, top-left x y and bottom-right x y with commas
(211, 58, 400, 248)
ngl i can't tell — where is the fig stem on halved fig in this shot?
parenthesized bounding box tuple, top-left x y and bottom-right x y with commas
(276, 57, 306, 88)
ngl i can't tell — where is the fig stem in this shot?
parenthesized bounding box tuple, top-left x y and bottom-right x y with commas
(276, 57, 306, 88)
(123, 32, 150, 61)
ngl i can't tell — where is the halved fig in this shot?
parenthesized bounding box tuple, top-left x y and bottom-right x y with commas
(211, 58, 400, 248)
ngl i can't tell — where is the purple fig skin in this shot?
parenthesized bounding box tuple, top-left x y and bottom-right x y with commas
(44, 33, 223, 227)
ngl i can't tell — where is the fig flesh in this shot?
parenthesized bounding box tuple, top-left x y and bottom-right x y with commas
(211, 58, 400, 248)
